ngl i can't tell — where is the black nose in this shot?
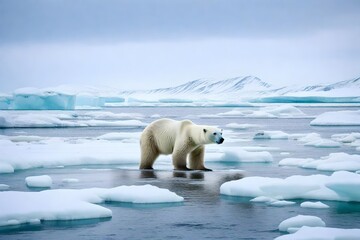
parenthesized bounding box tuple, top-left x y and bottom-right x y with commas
(217, 137, 224, 144)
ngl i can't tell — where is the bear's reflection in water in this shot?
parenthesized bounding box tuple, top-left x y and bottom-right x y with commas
(130, 169, 245, 199)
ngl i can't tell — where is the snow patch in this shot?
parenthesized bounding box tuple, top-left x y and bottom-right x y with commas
(300, 201, 329, 209)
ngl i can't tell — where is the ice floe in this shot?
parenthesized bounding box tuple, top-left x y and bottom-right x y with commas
(300, 201, 329, 209)
(253, 131, 289, 139)
(0, 112, 147, 128)
(0, 135, 273, 172)
(220, 171, 360, 202)
(0, 184, 10, 191)
(275, 226, 360, 240)
(278, 215, 326, 233)
(279, 152, 360, 172)
(25, 175, 53, 188)
(310, 110, 360, 126)
(217, 105, 307, 118)
(0, 185, 183, 227)
(225, 123, 261, 130)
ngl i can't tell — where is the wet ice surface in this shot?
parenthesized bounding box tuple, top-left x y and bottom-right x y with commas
(0, 106, 360, 240)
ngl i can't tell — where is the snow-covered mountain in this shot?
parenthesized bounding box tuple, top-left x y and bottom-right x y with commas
(125, 75, 360, 99)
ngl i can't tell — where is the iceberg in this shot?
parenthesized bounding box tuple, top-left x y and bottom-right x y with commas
(0, 185, 183, 227)
(275, 226, 360, 240)
(311, 110, 360, 126)
(220, 171, 360, 202)
(278, 215, 326, 233)
(11, 88, 76, 110)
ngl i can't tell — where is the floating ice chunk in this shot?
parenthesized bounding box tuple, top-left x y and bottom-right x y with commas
(97, 132, 141, 141)
(83, 111, 143, 120)
(311, 110, 360, 126)
(225, 123, 261, 130)
(101, 185, 184, 203)
(5, 135, 45, 142)
(0, 184, 10, 191)
(0, 162, 15, 173)
(300, 201, 329, 209)
(332, 132, 360, 143)
(304, 139, 341, 148)
(253, 131, 289, 139)
(263, 105, 305, 117)
(275, 226, 360, 240)
(250, 196, 277, 203)
(208, 148, 273, 163)
(278, 215, 326, 232)
(280, 153, 360, 172)
(268, 200, 296, 207)
(25, 175, 53, 188)
(0, 185, 183, 227)
(220, 171, 360, 202)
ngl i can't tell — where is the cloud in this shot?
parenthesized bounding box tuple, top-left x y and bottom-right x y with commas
(0, 0, 359, 44)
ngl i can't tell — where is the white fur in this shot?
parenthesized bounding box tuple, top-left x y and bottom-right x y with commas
(139, 118, 223, 170)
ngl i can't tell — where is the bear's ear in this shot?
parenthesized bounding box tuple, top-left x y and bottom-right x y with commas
(203, 128, 207, 133)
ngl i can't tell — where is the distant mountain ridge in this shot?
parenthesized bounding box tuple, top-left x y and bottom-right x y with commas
(127, 76, 360, 98)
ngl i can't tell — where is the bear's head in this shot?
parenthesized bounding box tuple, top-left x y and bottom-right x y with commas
(203, 127, 224, 144)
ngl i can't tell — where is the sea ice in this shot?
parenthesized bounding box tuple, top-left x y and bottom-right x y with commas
(25, 175, 53, 188)
(207, 147, 273, 163)
(279, 152, 360, 172)
(0, 184, 10, 191)
(268, 200, 296, 207)
(310, 110, 360, 126)
(225, 123, 261, 130)
(220, 171, 360, 202)
(278, 215, 326, 233)
(0, 112, 147, 128)
(217, 105, 306, 118)
(275, 226, 360, 240)
(0, 185, 183, 227)
(300, 201, 329, 209)
(0, 162, 15, 173)
(253, 131, 289, 139)
(97, 132, 141, 141)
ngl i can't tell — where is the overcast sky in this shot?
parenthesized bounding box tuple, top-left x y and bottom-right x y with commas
(0, 0, 359, 92)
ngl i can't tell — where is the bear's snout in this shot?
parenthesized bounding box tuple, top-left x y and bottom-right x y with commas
(216, 137, 224, 144)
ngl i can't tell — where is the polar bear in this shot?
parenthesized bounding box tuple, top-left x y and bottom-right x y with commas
(139, 118, 224, 171)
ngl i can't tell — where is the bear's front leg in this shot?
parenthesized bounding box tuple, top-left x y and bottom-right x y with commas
(189, 146, 212, 171)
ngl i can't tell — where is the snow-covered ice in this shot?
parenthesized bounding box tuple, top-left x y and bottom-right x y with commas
(25, 175, 53, 188)
(253, 131, 289, 139)
(217, 105, 307, 118)
(0, 112, 147, 128)
(225, 123, 261, 130)
(279, 152, 360, 172)
(220, 171, 360, 202)
(311, 110, 360, 126)
(0, 184, 183, 227)
(300, 201, 329, 209)
(278, 215, 326, 233)
(0, 184, 10, 191)
(275, 226, 360, 240)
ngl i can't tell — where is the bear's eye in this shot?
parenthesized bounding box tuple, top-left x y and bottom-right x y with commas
(213, 132, 217, 135)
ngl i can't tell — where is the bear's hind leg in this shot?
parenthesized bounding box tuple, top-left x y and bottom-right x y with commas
(139, 136, 159, 170)
(189, 146, 212, 171)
